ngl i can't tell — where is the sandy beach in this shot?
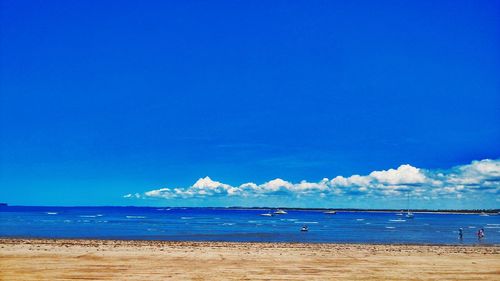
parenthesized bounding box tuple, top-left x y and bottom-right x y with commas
(0, 239, 498, 280)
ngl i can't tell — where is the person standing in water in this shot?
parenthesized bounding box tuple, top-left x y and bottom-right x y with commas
(477, 228, 484, 240)
(458, 228, 463, 240)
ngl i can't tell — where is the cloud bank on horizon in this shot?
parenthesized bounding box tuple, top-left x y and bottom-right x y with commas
(124, 159, 500, 207)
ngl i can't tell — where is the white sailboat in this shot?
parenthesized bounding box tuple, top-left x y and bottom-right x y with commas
(405, 192, 414, 219)
(273, 209, 287, 215)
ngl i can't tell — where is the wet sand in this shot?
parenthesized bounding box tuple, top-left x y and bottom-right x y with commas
(0, 239, 498, 280)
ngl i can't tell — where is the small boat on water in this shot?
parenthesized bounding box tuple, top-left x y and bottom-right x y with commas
(324, 210, 337, 215)
(273, 209, 287, 215)
(405, 192, 414, 219)
(260, 210, 274, 217)
(479, 212, 489, 217)
(300, 225, 308, 232)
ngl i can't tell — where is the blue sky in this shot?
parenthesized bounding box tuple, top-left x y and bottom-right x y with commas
(1, 1, 499, 208)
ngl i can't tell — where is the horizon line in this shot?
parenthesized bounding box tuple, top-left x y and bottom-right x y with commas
(2, 205, 499, 212)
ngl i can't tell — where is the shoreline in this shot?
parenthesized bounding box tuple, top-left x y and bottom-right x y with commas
(1, 237, 499, 247)
(2, 238, 499, 252)
(1, 238, 499, 280)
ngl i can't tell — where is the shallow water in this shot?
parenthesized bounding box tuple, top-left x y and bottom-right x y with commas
(1, 206, 499, 245)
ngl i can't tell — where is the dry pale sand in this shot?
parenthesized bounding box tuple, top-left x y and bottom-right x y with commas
(0, 239, 499, 281)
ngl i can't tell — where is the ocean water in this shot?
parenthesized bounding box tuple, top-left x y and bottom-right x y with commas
(1, 206, 499, 245)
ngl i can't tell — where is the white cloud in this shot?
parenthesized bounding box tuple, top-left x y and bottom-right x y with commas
(444, 159, 500, 186)
(261, 178, 293, 191)
(369, 164, 427, 185)
(126, 159, 500, 201)
(123, 193, 141, 199)
(192, 176, 229, 190)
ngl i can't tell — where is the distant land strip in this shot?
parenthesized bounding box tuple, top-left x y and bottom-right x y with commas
(1, 205, 498, 214)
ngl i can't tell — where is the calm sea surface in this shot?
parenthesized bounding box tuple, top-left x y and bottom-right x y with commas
(1, 206, 499, 245)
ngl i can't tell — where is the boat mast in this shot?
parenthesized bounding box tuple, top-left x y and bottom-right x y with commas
(407, 191, 410, 213)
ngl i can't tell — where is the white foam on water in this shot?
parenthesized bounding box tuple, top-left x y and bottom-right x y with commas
(294, 221, 319, 224)
(126, 216, 146, 219)
(356, 219, 365, 221)
(181, 217, 193, 220)
(46, 212, 58, 215)
(79, 215, 97, 218)
(485, 226, 500, 229)
(389, 219, 406, 222)
(385, 226, 396, 229)
(222, 223, 235, 226)
(248, 220, 258, 223)
(487, 224, 500, 226)
(468, 226, 476, 228)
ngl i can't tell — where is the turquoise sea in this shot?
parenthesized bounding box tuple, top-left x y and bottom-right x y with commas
(1, 206, 499, 245)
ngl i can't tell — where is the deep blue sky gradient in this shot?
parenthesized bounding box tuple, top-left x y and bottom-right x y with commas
(1, 1, 499, 206)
